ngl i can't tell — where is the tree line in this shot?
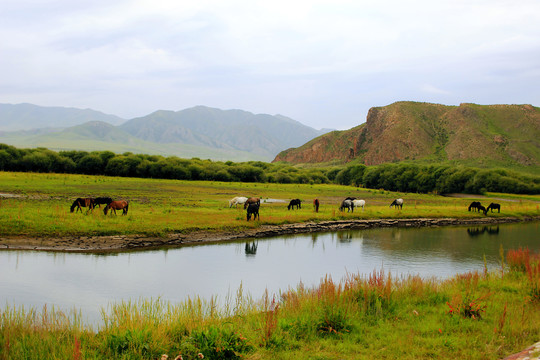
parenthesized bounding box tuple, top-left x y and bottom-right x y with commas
(1, 143, 538, 194)
(333, 162, 540, 194)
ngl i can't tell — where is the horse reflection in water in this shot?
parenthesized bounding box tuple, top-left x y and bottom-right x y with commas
(245, 241, 258, 256)
(467, 226, 500, 237)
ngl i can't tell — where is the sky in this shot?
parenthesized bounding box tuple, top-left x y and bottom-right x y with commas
(1, 0, 539, 130)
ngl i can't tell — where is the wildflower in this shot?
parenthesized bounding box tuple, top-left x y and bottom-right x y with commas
(174, 355, 183, 360)
(161, 355, 169, 360)
(198, 353, 204, 359)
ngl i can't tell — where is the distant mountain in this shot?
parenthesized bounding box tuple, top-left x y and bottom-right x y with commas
(119, 106, 329, 159)
(0, 103, 124, 131)
(0, 103, 330, 161)
(273, 102, 540, 171)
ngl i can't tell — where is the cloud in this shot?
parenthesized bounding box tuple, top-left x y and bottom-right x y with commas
(0, 0, 539, 130)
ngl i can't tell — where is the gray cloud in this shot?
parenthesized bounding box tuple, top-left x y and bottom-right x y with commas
(1, 0, 539, 130)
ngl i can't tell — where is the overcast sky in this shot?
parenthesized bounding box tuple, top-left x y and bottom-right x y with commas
(1, 0, 539, 130)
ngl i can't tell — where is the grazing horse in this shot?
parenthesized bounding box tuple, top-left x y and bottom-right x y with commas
(104, 200, 129, 215)
(389, 198, 403, 209)
(486, 203, 501, 213)
(288, 199, 302, 210)
(340, 199, 353, 212)
(313, 198, 320, 213)
(246, 202, 260, 221)
(468, 201, 482, 212)
(352, 199, 365, 211)
(93, 197, 113, 208)
(477, 205, 487, 215)
(229, 196, 248, 208)
(244, 197, 260, 210)
(70, 198, 95, 213)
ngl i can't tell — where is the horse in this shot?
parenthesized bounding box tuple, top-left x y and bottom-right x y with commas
(352, 199, 365, 211)
(477, 204, 487, 214)
(468, 201, 482, 212)
(229, 196, 248, 208)
(246, 202, 260, 221)
(104, 200, 129, 215)
(389, 198, 403, 209)
(340, 199, 353, 212)
(70, 197, 95, 213)
(244, 197, 260, 210)
(486, 203, 501, 213)
(93, 197, 113, 208)
(313, 198, 320, 213)
(288, 199, 301, 210)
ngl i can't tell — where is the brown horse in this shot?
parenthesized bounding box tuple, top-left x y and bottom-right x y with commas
(243, 197, 260, 209)
(104, 200, 129, 215)
(70, 198, 95, 213)
(313, 198, 319, 213)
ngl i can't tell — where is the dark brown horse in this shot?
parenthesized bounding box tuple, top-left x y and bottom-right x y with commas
(288, 199, 301, 210)
(246, 202, 260, 221)
(93, 197, 113, 208)
(104, 200, 129, 215)
(313, 198, 320, 213)
(70, 198, 95, 213)
(243, 197, 260, 210)
(485, 203, 501, 214)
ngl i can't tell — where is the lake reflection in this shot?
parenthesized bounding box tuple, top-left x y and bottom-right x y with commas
(0, 221, 538, 325)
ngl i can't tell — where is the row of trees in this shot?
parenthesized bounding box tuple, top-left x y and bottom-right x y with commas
(333, 162, 540, 194)
(0, 144, 332, 184)
(1, 143, 538, 194)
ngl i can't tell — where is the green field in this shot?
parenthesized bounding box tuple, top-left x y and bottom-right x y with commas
(1, 171, 539, 238)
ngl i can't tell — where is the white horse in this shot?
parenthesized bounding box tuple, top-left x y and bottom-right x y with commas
(229, 196, 248, 208)
(389, 198, 403, 209)
(352, 199, 365, 211)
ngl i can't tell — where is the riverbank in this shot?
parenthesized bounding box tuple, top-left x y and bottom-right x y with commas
(1, 215, 539, 252)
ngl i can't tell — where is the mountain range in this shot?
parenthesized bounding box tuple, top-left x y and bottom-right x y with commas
(273, 102, 540, 172)
(0, 103, 330, 161)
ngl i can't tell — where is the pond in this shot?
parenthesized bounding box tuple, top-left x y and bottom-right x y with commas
(1, 221, 539, 325)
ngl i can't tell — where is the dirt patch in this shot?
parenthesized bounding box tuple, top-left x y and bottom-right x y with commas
(1, 216, 539, 253)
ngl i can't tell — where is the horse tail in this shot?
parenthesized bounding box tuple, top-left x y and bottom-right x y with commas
(125, 202, 129, 215)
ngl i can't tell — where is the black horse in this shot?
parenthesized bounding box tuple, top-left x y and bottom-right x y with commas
(93, 197, 113, 208)
(288, 199, 301, 210)
(485, 203, 501, 213)
(313, 198, 320, 213)
(477, 205, 487, 214)
(246, 202, 260, 221)
(468, 201, 482, 212)
(70, 198, 95, 213)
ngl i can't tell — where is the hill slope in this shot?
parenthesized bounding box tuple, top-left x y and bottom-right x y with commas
(273, 102, 540, 170)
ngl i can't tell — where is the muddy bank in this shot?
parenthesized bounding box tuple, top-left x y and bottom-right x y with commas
(1, 216, 538, 253)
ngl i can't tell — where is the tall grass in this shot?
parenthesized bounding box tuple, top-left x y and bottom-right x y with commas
(2, 250, 540, 359)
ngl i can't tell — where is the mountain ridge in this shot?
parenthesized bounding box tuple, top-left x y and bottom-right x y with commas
(273, 101, 540, 171)
(0, 103, 330, 161)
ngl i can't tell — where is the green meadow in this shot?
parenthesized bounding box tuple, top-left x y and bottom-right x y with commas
(0, 171, 538, 238)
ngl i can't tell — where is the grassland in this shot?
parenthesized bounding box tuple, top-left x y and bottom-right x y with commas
(1, 171, 539, 241)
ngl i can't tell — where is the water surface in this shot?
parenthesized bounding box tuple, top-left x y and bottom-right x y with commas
(1, 221, 538, 324)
